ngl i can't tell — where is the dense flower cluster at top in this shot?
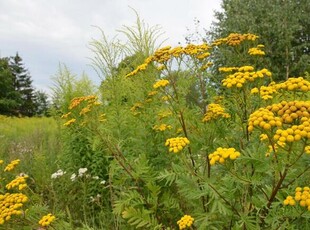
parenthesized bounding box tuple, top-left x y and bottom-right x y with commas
(0, 193, 28, 224)
(220, 66, 272, 88)
(251, 77, 310, 100)
(283, 187, 310, 211)
(248, 44, 265, 55)
(165, 137, 190, 153)
(125, 43, 212, 77)
(4, 159, 20, 172)
(61, 95, 102, 126)
(38, 213, 56, 227)
(153, 124, 172, 132)
(6, 175, 28, 191)
(177, 215, 194, 230)
(212, 33, 259, 46)
(248, 101, 310, 148)
(153, 79, 170, 89)
(208, 147, 241, 165)
(202, 103, 230, 122)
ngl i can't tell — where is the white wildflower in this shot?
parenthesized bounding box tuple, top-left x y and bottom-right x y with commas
(70, 173, 77, 181)
(78, 168, 88, 177)
(51, 169, 66, 179)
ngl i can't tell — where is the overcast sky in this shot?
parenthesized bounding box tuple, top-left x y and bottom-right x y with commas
(0, 0, 222, 94)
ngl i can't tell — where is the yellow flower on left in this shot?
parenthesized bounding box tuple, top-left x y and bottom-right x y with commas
(4, 159, 20, 172)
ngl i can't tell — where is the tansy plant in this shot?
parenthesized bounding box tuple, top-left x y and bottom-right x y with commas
(59, 30, 310, 229)
(0, 159, 57, 229)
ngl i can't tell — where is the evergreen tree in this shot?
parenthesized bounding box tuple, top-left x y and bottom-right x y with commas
(0, 57, 20, 115)
(9, 53, 36, 116)
(209, 0, 310, 81)
(33, 90, 50, 116)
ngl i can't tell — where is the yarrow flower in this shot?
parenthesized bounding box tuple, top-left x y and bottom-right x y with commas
(78, 168, 88, 177)
(51, 169, 66, 179)
(209, 147, 241, 165)
(38, 213, 56, 227)
(165, 137, 190, 153)
(177, 215, 194, 230)
(70, 173, 77, 181)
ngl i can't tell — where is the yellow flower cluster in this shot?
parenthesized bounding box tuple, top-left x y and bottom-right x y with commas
(283, 196, 296, 206)
(4, 159, 20, 172)
(275, 77, 310, 92)
(62, 95, 101, 126)
(251, 82, 278, 100)
(248, 107, 282, 132)
(130, 102, 144, 116)
(165, 137, 190, 153)
(38, 213, 56, 227)
(248, 45, 265, 55)
(0, 193, 28, 224)
(284, 187, 310, 211)
(252, 77, 310, 100)
(212, 33, 259, 46)
(153, 124, 172, 132)
(209, 147, 241, 165)
(202, 103, 230, 122)
(177, 215, 194, 230)
(222, 67, 272, 88)
(98, 113, 107, 122)
(157, 110, 172, 119)
(6, 175, 28, 191)
(305, 146, 310, 154)
(248, 101, 310, 144)
(201, 62, 213, 70)
(63, 118, 76, 126)
(69, 95, 98, 110)
(126, 43, 212, 77)
(148, 91, 158, 96)
(153, 79, 170, 89)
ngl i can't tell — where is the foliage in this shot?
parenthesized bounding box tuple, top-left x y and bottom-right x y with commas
(209, 0, 310, 83)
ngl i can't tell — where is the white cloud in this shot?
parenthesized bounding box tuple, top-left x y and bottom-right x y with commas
(0, 0, 221, 93)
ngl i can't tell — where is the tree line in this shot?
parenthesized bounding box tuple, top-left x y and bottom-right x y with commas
(0, 53, 50, 116)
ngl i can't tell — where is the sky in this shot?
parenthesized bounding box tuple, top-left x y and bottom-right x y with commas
(0, 0, 222, 95)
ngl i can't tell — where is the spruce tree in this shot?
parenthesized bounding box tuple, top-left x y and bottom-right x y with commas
(9, 53, 36, 116)
(0, 57, 20, 115)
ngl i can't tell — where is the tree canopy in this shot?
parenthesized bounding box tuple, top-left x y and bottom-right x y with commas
(209, 0, 310, 81)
